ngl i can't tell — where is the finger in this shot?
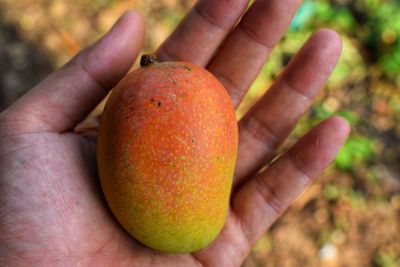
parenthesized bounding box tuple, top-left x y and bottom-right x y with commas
(233, 116, 350, 247)
(193, 117, 349, 266)
(235, 29, 342, 187)
(73, 98, 105, 139)
(156, 0, 248, 66)
(192, 213, 253, 267)
(207, 0, 301, 105)
(7, 11, 145, 133)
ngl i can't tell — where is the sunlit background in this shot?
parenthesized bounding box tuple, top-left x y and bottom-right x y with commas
(0, 0, 399, 266)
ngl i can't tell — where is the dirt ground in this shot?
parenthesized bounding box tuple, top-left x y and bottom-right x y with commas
(0, 1, 399, 266)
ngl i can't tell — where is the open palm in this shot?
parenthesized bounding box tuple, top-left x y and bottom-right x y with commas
(0, 1, 349, 266)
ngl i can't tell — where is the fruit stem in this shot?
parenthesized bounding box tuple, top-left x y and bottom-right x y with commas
(140, 54, 159, 67)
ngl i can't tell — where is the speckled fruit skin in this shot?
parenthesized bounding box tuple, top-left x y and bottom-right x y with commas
(97, 57, 238, 253)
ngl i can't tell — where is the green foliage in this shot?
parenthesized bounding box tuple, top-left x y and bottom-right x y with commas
(288, 0, 400, 80)
(335, 136, 374, 170)
(323, 183, 367, 209)
(375, 250, 400, 267)
(323, 184, 341, 201)
(312, 104, 358, 126)
(245, 1, 389, 175)
(290, 2, 315, 31)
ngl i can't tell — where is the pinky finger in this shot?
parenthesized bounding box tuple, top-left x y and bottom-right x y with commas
(232, 116, 350, 246)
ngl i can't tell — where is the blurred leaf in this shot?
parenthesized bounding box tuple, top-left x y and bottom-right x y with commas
(335, 136, 374, 170)
(375, 250, 399, 267)
(314, 104, 333, 120)
(290, 2, 315, 31)
(323, 184, 340, 201)
(336, 110, 358, 124)
(312, 105, 358, 125)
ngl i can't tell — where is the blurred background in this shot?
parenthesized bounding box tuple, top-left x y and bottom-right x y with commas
(0, 0, 399, 266)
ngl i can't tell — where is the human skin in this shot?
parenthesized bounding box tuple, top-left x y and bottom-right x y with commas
(0, 1, 350, 266)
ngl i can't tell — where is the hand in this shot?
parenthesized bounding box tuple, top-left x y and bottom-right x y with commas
(0, 1, 349, 266)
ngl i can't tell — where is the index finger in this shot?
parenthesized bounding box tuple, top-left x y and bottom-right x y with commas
(156, 0, 248, 66)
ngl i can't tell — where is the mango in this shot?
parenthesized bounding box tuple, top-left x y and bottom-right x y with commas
(97, 55, 238, 253)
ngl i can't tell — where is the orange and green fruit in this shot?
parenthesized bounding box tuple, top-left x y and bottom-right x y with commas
(97, 55, 238, 253)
